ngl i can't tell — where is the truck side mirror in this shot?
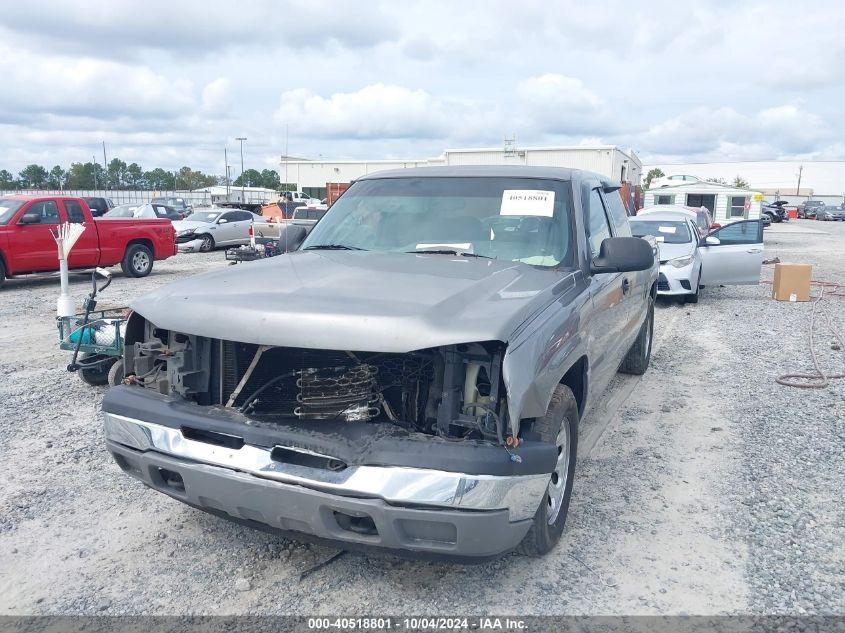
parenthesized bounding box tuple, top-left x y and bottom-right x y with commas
(19, 212, 41, 224)
(591, 237, 654, 274)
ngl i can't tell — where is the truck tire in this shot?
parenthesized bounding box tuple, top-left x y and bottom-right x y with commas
(517, 384, 579, 556)
(199, 234, 215, 252)
(121, 243, 153, 278)
(0, 258, 5, 288)
(78, 354, 115, 386)
(619, 294, 654, 375)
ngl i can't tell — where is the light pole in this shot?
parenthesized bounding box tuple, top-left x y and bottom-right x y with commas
(236, 137, 247, 202)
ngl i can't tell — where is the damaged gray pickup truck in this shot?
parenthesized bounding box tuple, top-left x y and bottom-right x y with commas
(103, 166, 658, 560)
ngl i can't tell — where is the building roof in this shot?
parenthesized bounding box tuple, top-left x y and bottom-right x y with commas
(647, 180, 760, 195)
(356, 165, 605, 182)
(284, 144, 640, 166)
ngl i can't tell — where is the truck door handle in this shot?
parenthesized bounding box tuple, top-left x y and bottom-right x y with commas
(622, 278, 630, 294)
(746, 248, 762, 254)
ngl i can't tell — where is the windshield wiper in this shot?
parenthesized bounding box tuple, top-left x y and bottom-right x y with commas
(406, 249, 492, 259)
(303, 244, 368, 251)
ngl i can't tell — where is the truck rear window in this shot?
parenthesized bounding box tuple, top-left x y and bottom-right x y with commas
(301, 177, 574, 268)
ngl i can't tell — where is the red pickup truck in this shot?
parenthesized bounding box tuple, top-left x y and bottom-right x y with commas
(0, 195, 176, 287)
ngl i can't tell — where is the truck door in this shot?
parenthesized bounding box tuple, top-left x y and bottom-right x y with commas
(585, 186, 627, 391)
(600, 187, 643, 337)
(12, 200, 62, 272)
(62, 199, 99, 268)
(699, 219, 763, 285)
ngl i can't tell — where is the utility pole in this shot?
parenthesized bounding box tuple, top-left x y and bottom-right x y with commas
(92, 155, 98, 190)
(284, 124, 289, 192)
(224, 147, 229, 196)
(236, 137, 247, 202)
(796, 164, 803, 195)
(102, 141, 108, 189)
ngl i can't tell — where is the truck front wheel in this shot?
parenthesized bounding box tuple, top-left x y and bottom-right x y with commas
(517, 384, 579, 556)
(121, 244, 154, 278)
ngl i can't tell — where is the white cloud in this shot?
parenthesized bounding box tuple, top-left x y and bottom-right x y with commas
(633, 103, 830, 162)
(516, 74, 609, 135)
(201, 78, 233, 116)
(0, 0, 844, 174)
(274, 84, 451, 139)
(0, 45, 195, 120)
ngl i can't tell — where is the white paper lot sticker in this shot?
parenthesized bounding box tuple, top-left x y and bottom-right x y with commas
(657, 225, 677, 234)
(500, 190, 555, 217)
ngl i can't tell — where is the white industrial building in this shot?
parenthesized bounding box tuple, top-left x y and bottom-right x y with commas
(281, 145, 642, 199)
(645, 160, 845, 206)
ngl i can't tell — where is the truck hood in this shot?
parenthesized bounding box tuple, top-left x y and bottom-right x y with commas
(132, 250, 570, 353)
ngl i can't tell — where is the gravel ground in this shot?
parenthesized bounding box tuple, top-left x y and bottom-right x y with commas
(1, 220, 843, 616)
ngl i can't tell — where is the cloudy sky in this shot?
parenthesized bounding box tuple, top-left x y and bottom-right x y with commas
(2, 0, 843, 175)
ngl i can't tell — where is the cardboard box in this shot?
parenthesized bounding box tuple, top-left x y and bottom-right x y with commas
(772, 263, 812, 302)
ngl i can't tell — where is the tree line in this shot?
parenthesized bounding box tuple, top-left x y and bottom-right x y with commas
(1, 159, 286, 191)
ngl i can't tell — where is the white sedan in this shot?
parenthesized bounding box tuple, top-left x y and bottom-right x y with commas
(174, 209, 266, 253)
(630, 211, 764, 303)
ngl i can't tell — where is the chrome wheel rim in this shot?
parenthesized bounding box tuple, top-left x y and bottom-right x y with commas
(547, 420, 571, 524)
(201, 236, 213, 251)
(132, 251, 150, 273)
(644, 307, 653, 359)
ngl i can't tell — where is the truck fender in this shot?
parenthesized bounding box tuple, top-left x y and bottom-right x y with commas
(502, 294, 589, 436)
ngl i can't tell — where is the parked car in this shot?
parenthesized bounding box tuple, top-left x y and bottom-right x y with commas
(0, 196, 176, 286)
(638, 204, 718, 237)
(798, 200, 825, 219)
(151, 197, 192, 218)
(761, 213, 772, 228)
(761, 200, 789, 223)
(83, 197, 115, 217)
(649, 174, 702, 189)
(102, 202, 177, 220)
(103, 203, 156, 219)
(815, 206, 845, 221)
(173, 209, 267, 252)
(103, 166, 659, 559)
(630, 210, 764, 304)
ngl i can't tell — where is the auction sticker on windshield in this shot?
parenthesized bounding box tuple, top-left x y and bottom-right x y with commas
(500, 190, 555, 217)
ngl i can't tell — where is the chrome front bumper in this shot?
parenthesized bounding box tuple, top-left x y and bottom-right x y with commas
(103, 413, 548, 523)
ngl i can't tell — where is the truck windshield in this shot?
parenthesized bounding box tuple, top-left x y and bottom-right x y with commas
(0, 199, 25, 224)
(301, 177, 574, 267)
(630, 220, 692, 244)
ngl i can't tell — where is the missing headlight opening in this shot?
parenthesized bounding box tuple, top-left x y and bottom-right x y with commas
(125, 319, 509, 442)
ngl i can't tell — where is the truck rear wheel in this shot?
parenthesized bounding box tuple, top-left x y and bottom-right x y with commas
(517, 384, 579, 556)
(619, 295, 654, 375)
(121, 244, 153, 278)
